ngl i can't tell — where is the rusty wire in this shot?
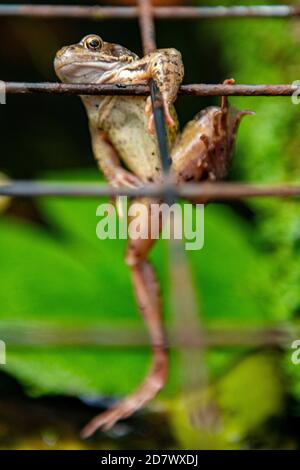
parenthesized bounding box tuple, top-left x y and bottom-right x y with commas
(0, 4, 300, 19)
(136, 0, 210, 394)
(138, 0, 173, 179)
(138, 0, 156, 53)
(4, 82, 300, 96)
(1, 181, 300, 200)
(0, 324, 296, 348)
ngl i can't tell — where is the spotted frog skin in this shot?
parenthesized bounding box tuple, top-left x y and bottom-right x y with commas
(54, 34, 252, 437)
(55, 34, 182, 185)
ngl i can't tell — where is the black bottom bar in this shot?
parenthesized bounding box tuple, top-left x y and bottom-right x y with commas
(0, 450, 296, 465)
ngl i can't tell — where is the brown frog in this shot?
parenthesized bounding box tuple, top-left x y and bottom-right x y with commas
(54, 34, 252, 437)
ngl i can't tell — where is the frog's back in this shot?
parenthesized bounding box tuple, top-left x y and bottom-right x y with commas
(100, 97, 162, 183)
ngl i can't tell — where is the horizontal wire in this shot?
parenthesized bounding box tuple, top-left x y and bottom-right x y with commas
(0, 5, 299, 19)
(4, 82, 300, 96)
(1, 181, 300, 200)
(0, 324, 296, 348)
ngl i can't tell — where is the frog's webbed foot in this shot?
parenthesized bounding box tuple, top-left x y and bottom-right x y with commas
(220, 78, 255, 126)
(81, 348, 167, 437)
(220, 78, 235, 112)
(170, 78, 255, 187)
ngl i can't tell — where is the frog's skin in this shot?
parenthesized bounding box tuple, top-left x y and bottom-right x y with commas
(54, 34, 252, 437)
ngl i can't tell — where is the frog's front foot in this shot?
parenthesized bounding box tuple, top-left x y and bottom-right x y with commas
(110, 169, 143, 217)
(145, 96, 175, 135)
(110, 168, 142, 189)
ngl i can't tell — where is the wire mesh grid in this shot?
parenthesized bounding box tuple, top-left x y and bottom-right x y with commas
(0, 2, 300, 349)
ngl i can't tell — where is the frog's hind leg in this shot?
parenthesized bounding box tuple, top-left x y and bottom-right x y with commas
(81, 197, 166, 436)
(170, 78, 253, 190)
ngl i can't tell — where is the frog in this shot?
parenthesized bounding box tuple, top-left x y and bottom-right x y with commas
(54, 34, 253, 437)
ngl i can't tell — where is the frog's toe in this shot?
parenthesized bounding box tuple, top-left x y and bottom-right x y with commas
(147, 115, 156, 135)
(112, 169, 142, 189)
(223, 78, 235, 86)
(80, 402, 138, 438)
(164, 104, 175, 128)
(80, 409, 121, 438)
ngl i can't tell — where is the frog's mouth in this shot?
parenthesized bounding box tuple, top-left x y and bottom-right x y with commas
(54, 57, 123, 83)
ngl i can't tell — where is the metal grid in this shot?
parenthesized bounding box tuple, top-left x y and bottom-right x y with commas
(0, 2, 300, 350)
(1, 4, 300, 19)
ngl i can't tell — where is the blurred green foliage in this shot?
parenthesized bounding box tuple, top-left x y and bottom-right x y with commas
(205, 0, 300, 322)
(168, 353, 284, 449)
(203, 0, 300, 414)
(0, 168, 280, 448)
(0, 170, 272, 398)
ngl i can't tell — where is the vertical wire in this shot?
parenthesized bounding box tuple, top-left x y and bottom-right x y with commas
(137, 0, 212, 427)
(138, 0, 172, 178)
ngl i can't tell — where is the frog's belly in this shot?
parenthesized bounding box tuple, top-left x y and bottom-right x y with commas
(103, 97, 162, 183)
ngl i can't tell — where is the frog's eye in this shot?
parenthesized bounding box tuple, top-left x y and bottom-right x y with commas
(84, 35, 103, 51)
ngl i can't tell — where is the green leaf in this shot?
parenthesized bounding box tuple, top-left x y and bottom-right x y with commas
(0, 170, 272, 397)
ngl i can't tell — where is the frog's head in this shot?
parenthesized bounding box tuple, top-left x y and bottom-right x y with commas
(54, 34, 139, 83)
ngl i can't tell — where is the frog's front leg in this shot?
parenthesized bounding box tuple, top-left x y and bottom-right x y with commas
(101, 49, 184, 132)
(142, 48, 184, 132)
(81, 197, 166, 436)
(89, 123, 142, 189)
(89, 122, 143, 215)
